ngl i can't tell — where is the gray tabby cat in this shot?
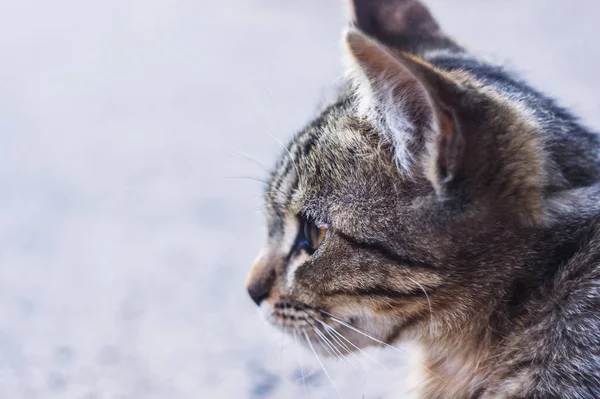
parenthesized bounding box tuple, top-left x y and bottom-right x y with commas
(245, 0, 600, 397)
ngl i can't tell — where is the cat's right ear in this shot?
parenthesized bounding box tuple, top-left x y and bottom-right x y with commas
(347, 0, 441, 39)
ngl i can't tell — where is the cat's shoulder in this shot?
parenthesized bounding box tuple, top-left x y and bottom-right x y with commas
(484, 216, 600, 397)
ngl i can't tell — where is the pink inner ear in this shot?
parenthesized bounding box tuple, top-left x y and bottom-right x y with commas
(350, 0, 440, 38)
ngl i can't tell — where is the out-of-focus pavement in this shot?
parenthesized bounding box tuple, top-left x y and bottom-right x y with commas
(0, 1, 598, 398)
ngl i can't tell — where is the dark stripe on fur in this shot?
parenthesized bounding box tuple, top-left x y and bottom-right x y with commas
(338, 232, 436, 270)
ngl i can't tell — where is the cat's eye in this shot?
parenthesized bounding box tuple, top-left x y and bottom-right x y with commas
(297, 217, 328, 255)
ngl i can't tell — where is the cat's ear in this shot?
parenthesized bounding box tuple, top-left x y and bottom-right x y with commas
(345, 29, 465, 193)
(347, 0, 441, 39)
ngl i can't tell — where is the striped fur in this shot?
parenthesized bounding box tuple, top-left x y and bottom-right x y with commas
(246, 1, 600, 397)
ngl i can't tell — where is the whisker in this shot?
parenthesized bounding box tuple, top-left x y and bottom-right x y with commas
(313, 326, 351, 365)
(294, 369, 319, 382)
(314, 318, 390, 373)
(322, 312, 447, 383)
(229, 150, 270, 171)
(261, 308, 280, 326)
(324, 326, 359, 359)
(223, 175, 289, 200)
(303, 330, 340, 398)
(320, 322, 368, 370)
(311, 327, 341, 362)
(405, 276, 434, 339)
(302, 317, 346, 365)
(265, 131, 300, 179)
(299, 309, 443, 386)
(292, 329, 308, 397)
(221, 175, 270, 185)
(280, 321, 285, 368)
(298, 308, 381, 370)
(319, 311, 402, 353)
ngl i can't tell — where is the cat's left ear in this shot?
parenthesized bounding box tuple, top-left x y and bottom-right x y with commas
(345, 29, 466, 194)
(347, 0, 441, 39)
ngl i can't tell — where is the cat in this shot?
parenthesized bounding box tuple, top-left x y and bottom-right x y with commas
(245, 0, 600, 397)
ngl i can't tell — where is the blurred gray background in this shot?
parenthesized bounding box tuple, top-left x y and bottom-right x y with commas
(1, 0, 599, 398)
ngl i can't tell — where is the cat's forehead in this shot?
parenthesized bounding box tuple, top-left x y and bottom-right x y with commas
(266, 95, 401, 224)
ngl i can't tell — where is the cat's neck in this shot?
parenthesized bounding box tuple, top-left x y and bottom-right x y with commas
(417, 184, 600, 398)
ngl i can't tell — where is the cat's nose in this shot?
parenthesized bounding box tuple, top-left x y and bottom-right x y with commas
(247, 281, 270, 306)
(246, 252, 277, 307)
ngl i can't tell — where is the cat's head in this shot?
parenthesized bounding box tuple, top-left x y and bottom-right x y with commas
(246, 0, 553, 351)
